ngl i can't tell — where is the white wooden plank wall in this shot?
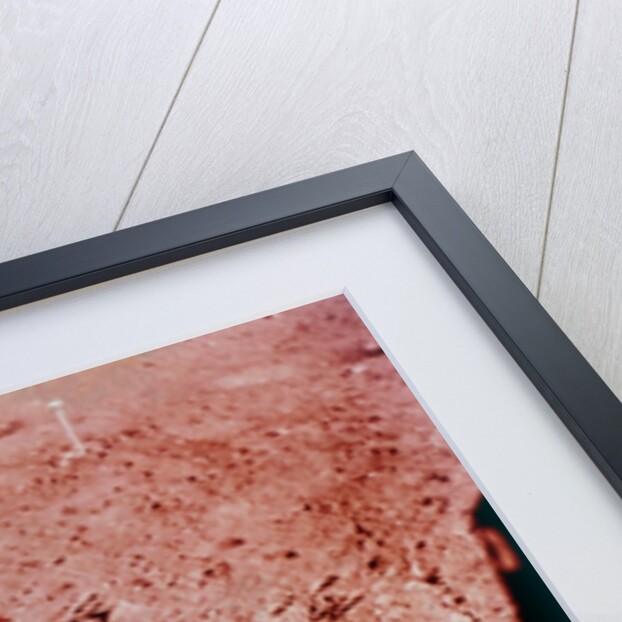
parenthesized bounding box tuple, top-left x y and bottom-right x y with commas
(0, 0, 218, 260)
(118, 0, 575, 292)
(2, 0, 620, 399)
(539, 0, 622, 399)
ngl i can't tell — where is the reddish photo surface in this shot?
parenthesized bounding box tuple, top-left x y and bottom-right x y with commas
(0, 296, 556, 621)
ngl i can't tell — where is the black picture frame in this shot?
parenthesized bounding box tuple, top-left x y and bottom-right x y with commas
(1, 151, 620, 500)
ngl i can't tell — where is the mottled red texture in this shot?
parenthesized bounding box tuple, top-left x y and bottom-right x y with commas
(0, 296, 518, 621)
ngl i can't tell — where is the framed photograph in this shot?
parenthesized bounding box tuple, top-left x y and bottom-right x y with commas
(0, 152, 620, 621)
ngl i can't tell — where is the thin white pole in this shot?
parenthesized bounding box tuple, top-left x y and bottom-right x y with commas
(48, 399, 85, 457)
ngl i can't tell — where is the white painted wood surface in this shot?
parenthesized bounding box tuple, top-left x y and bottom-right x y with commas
(539, 1, 622, 400)
(0, 0, 218, 262)
(119, 0, 576, 291)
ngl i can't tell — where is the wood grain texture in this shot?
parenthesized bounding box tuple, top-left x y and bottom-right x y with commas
(119, 0, 576, 290)
(539, 1, 622, 399)
(0, 0, 218, 262)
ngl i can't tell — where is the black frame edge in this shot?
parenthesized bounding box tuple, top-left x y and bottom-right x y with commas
(1, 150, 621, 500)
(0, 153, 410, 311)
(393, 151, 622, 498)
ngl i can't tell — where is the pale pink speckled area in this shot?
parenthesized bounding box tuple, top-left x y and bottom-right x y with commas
(0, 296, 519, 621)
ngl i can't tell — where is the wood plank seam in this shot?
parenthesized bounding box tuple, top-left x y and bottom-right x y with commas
(535, 0, 581, 299)
(112, 0, 225, 231)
